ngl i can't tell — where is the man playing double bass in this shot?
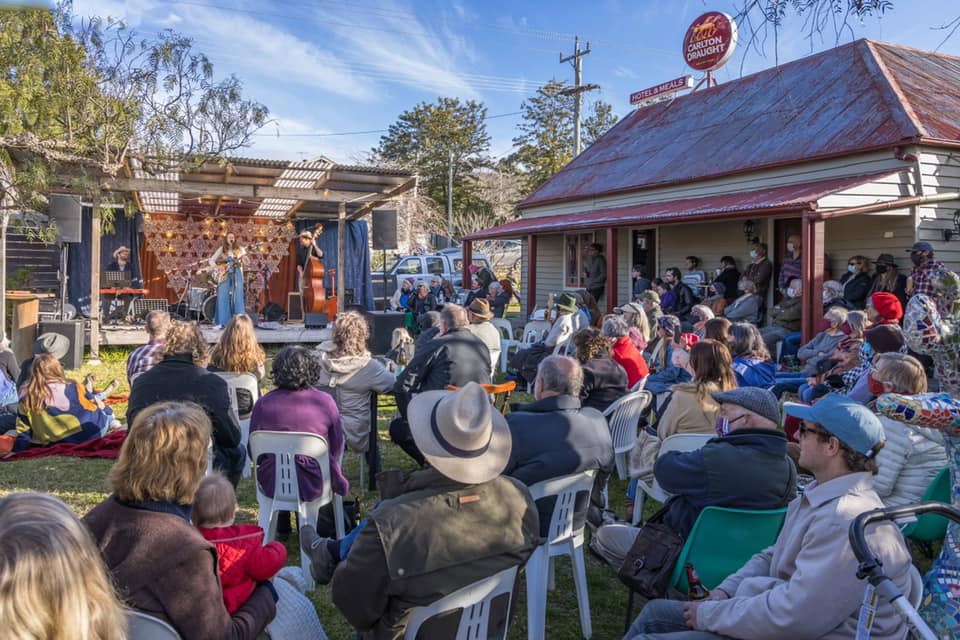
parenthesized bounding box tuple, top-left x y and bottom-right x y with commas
(296, 227, 324, 295)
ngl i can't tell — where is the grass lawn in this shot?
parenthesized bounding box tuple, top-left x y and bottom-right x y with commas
(0, 343, 648, 640)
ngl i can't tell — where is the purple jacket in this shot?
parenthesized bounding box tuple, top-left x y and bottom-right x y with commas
(249, 388, 348, 500)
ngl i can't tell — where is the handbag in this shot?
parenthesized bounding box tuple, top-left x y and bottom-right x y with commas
(617, 508, 684, 600)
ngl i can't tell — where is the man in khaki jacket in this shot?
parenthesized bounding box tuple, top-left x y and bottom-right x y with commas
(626, 393, 918, 640)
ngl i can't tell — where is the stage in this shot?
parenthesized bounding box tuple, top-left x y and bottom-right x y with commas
(95, 322, 332, 347)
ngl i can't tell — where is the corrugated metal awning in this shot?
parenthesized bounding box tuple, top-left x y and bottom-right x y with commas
(465, 171, 900, 241)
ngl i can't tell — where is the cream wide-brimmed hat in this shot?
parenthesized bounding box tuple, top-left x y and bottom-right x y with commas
(113, 246, 131, 259)
(407, 382, 512, 485)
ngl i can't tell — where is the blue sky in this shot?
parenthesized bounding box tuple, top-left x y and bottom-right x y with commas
(72, 0, 960, 164)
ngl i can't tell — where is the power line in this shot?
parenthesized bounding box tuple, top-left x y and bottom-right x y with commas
(255, 111, 525, 138)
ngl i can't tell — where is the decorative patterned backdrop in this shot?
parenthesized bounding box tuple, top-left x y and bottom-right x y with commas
(142, 215, 295, 299)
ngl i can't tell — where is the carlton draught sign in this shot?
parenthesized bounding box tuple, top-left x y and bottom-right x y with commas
(683, 12, 738, 72)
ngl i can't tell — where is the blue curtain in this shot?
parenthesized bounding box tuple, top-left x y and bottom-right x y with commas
(295, 219, 374, 310)
(67, 208, 143, 315)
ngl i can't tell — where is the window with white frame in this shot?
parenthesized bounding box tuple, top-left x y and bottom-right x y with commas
(564, 232, 598, 289)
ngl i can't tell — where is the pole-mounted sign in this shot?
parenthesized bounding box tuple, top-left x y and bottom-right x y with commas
(683, 12, 738, 72)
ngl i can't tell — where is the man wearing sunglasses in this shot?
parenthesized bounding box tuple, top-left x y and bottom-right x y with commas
(626, 393, 919, 640)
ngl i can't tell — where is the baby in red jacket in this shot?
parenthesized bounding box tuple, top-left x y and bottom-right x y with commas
(193, 473, 287, 613)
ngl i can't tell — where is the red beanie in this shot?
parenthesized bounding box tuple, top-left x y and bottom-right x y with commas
(870, 292, 903, 321)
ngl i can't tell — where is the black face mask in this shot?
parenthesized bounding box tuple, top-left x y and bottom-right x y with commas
(875, 264, 888, 274)
(911, 253, 924, 266)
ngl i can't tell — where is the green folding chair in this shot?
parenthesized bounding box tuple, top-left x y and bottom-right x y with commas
(668, 506, 788, 594)
(900, 467, 951, 552)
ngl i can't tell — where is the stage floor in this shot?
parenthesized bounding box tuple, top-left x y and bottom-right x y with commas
(96, 322, 332, 347)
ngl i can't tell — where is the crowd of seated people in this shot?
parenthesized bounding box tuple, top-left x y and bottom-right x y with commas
(4, 240, 958, 640)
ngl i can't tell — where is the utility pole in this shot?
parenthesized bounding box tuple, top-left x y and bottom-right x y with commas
(560, 36, 598, 157)
(447, 150, 454, 243)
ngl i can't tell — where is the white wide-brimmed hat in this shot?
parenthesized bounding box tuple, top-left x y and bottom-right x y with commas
(407, 382, 512, 485)
(113, 246, 131, 259)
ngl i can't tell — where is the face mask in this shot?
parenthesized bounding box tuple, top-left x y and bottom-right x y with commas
(874, 264, 887, 274)
(822, 292, 831, 303)
(749, 250, 758, 259)
(910, 253, 923, 266)
(786, 288, 797, 298)
(738, 282, 747, 292)
(848, 264, 858, 274)
(715, 267, 722, 276)
(867, 373, 886, 397)
(786, 243, 795, 252)
(715, 414, 744, 437)
(715, 415, 729, 437)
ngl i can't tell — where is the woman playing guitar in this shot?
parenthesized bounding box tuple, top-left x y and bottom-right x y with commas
(208, 231, 247, 328)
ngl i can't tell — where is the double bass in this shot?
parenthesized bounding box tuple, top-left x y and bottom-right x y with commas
(302, 224, 338, 317)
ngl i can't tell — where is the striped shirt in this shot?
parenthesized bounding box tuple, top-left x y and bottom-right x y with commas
(126, 339, 164, 383)
(778, 255, 802, 290)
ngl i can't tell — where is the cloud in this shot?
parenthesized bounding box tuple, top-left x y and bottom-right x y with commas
(613, 66, 639, 79)
(73, 0, 379, 101)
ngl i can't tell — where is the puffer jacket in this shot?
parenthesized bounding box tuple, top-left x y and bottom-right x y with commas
(198, 524, 287, 614)
(317, 349, 396, 452)
(873, 414, 948, 507)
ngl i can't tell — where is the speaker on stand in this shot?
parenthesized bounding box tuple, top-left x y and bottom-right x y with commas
(49, 194, 82, 321)
(372, 210, 398, 312)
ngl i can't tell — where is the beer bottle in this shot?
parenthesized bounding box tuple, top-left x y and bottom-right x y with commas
(686, 563, 710, 601)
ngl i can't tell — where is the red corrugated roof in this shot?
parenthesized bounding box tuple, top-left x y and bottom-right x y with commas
(520, 40, 959, 209)
(467, 171, 899, 240)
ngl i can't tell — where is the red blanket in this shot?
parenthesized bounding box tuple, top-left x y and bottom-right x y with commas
(1, 430, 127, 461)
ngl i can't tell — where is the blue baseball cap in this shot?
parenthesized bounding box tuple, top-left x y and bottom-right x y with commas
(784, 394, 885, 457)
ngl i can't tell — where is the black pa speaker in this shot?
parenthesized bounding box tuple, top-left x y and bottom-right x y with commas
(372, 209, 398, 250)
(262, 303, 284, 322)
(364, 310, 406, 356)
(49, 194, 83, 243)
(304, 313, 329, 329)
(38, 320, 85, 371)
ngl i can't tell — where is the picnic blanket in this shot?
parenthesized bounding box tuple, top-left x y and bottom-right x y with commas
(0, 430, 126, 461)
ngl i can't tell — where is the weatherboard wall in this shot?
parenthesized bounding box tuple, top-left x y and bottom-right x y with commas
(518, 150, 909, 221)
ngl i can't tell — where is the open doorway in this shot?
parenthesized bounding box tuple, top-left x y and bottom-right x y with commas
(631, 230, 656, 292)
(774, 218, 802, 303)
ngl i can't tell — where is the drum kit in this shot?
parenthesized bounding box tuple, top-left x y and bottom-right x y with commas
(177, 258, 261, 322)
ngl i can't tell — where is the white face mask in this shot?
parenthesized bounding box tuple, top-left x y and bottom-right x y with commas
(786, 288, 797, 298)
(823, 292, 831, 302)
(786, 243, 795, 252)
(749, 250, 758, 259)
(848, 264, 857, 274)
(715, 267, 722, 276)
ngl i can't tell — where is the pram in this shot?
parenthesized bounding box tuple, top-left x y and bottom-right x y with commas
(850, 502, 960, 640)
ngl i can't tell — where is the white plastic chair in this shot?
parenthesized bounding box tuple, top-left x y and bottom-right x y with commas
(248, 430, 345, 590)
(526, 470, 596, 640)
(522, 320, 550, 344)
(126, 610, 181, 639)
(602, 390, 653, 480)
(629, 376, 647, 392)
(404, 565, 519, 640)
(205, 438, 214, 476)
(491, 318, 520, 373)
(215, 372, 260, 478)
(633, 433, 713, 525)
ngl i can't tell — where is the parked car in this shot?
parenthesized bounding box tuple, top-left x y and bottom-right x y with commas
(370, 250, 491, 306)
